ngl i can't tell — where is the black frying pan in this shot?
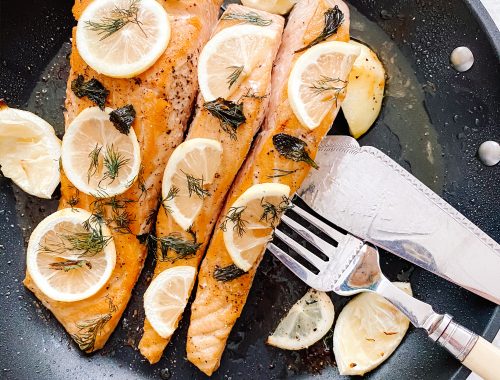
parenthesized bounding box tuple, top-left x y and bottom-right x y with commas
(0, 0, 499, 379)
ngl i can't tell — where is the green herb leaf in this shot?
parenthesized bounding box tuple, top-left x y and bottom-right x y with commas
(150, 232, 202, 262)
(85, 0, 146, 41)
(87, 143, 103, 183)
(183, 171, 209, 200)
(109, 104, 136, 135)
(161, 185, 180, 214)
(260, 195, 292, 227)
(71, 75, 109, 110)
(221, 11, 272, 26)
(296, 6, 344, 53)
(99, 144, 130, 186)
(219, 206, 247, 237)
(204, 97, 246, 140)
(227, 65, 244, 90)
(272, 133, 319, 169)
(213, 264, 246, 282)
(266, 168, 298, 179)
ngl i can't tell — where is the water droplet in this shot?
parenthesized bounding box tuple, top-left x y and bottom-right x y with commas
(450, 46, 474, 72)
(478, 141, 500, 166)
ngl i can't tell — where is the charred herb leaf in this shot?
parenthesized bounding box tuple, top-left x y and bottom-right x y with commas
(221, 11, 272, 26)
(272, 133, 319, 169)
(49, 260, 92, 272)
(219, 206, 247, 237)
(109, 104, 136, 135)
(204, 98, 246, 140)
(85, 0, 145, 41)
(214, 264, 245, 282)
(150, 232, 202, 262)
(71, 75, 109, 110)
(296, 6, 345, 53)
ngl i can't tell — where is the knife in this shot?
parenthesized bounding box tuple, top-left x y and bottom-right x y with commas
(299, 135, 500, 305)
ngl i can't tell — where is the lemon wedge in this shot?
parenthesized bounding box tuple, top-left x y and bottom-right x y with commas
(342, 40, 386, 139)
(241, 0, 297, 15)
(76, 0, 170, 78)
(27, 208, 116, 302)
(222, 183, 290, 271)
(144, 266, 196, 338)
(198, 24, 277, 101)
(288, 41, 360, 130)
(0, 103, 61, 199)
(267, 289, 334, 350)
(61, 107, 141, 198)
(333, 282, 412, 376)
(162, 138, 223, 230)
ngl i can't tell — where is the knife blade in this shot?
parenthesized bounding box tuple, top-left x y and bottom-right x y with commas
(299, 135, 500, 305)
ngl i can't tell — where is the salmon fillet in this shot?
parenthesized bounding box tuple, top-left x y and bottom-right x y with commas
(23, 0, 222, 353)
(186, 0, 356, 375)
(138, 5, 285, 364)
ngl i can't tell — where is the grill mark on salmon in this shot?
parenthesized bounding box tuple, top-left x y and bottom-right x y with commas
(186, 0, 354, 375)
(23, 0, 223, 353)
(138, 5, 284, 364)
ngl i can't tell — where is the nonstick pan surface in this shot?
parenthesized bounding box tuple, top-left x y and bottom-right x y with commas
(0, 0, 499, 379)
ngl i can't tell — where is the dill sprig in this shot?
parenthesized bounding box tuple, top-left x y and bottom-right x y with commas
(214, 264, 246, 282)
(260, 196, 292, 227)
(85, 0, 146, 41)
(67, 188, 80, 210)
(183, 171, 209, 199)
(87, 143, 102, 183)
(71, 297, 116, 352)
(150, 232, 202, 262)
(272, 133, 319, 169)
(219, 206, 247, 237)
(100, 144, 130, 186)
(241, 88, 267, 100)
(111, 209, 134, 234)
(49, 259, 92, 272)
(308, 76, 347, 105)
(40, 224, 112, 258)
(222, 11, 273, 26)
(204, 98, 246, 140)
(266, 168, 299, 179)
(296, 6, 345, 53)
(227, 65, 244, 90)
(161, 185, 180, 214)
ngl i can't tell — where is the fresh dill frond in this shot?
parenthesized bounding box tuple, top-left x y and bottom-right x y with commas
(49, 259, 92, 272)
(87, 143, 102, 183)
(161, 185, 180, 214)
(308, 76, 347, 105)
(98, 196, 134, 212)
(182, 171, 209, 199)
(260, 195, 292, 227)
(266, 168, 299, 179)
(219, 206, 247, 237)
(296, 6, 345, 53)
(72, 314, 112, 352)
(272, 133, 319, 169)
(222, 11, 272, 27)
(85, 0, 146, 41)
(204, 98, 246, 140)
(227, 65, 244, 90)
(213, 264, 246, 282)
(110, 209, 134, 234)
(100, 144, 130, 186)
(241, 88, 268, 100)
(150, 233, 202, 262)
(39, 225, 111, 258)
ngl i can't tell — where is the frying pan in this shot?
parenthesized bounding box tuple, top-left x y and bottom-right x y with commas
(0, 0, 499, 379)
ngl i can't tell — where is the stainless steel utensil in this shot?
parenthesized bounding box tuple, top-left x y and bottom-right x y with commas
(299, 136, 500, 305)
(268, 198, 500, 380)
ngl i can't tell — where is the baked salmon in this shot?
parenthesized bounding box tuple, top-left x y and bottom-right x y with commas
(138, 5, 284, 364)
(23, 0, 222, 353)
(187, 0, 357, 375)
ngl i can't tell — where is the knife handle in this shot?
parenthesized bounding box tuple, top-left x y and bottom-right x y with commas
(433, 316, 500, 380)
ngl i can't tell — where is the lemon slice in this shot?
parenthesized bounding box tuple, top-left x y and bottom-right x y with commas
(342, 40, 386, 138)
(26, 208, 116, 302)
(0, 104, 61, 199)
(144, 266, 196, 338)
(198, 24, 277, 101)
(288, 41, 360, 130)
(223, 183, 290, 271)
(61, 107, 141, 197)
(76, 0, 170, 78)
(241, 0, 297, 15)
(162, 138, 223, 230)
(333, 282, 412, 376)
(267, 289, 334, 350)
